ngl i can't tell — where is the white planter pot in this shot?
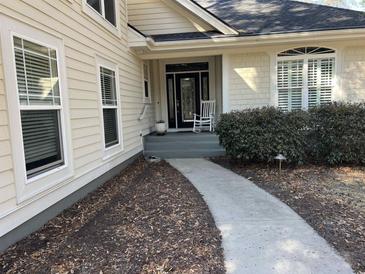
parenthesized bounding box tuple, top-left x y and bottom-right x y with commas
(155, 122, 166, 135)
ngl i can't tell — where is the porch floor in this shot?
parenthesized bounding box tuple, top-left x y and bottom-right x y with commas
(143, 132, 225, 159)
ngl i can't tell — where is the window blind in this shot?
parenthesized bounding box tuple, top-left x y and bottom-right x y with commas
(277, 60, 303, 111)
(14, 37, 60, 106)
(21, 110, 63, 176)
(277, 47, 335, 111)
(308, 58, 334, 108)
(100, 67, 117, 106)
(103, 109, 118, 148)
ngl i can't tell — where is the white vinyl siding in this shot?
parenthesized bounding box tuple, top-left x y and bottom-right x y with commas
(127, 0, 213, 35)
(342, 46, 365, 102)
(228, 52, 271, 110)
(0, 0, 155, 236)
(277, 47, 335, 111)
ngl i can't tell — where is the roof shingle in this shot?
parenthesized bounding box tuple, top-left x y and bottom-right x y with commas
(193, 0, 365, 36)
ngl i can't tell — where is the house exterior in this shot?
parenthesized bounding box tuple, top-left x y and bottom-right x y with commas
(0, 0, 365, 250)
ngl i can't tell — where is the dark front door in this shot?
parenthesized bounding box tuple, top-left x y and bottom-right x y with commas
(176, 73, 201, 128)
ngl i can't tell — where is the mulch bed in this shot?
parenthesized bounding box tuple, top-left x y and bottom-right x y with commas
(212, 157, 365, 273)
(0, 158, 224, 274)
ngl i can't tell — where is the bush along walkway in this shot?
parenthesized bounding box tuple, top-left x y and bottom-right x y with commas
(213, 157, 365, 273)
(168, 158, 354, 274)
(0, 158, 224, 273)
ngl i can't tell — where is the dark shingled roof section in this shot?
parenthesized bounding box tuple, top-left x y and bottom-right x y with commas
(193, 0, 365, 36)
(151, 31, 223, 42)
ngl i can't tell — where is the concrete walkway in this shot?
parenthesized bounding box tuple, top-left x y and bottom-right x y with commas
(167, 159, 353, 274)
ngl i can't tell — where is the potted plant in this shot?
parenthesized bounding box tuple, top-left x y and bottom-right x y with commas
(155, 120, 166, 135)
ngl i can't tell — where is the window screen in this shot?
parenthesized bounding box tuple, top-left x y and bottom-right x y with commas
(14, 36, 64, 178)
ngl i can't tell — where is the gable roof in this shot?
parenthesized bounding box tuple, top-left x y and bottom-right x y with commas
(171, 0, 239, 34)
(193, 0, 365, 36)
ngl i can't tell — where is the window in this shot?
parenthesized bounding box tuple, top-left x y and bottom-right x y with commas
(277, 47, 335, 111)
(143, 62, 151, 102)
(1, 15, 72, 202)
(13, 36, 64, 178)
(86, 0, 116, 26)
(100, 66, 119, 148)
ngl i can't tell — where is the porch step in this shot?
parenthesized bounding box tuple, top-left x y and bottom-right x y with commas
(144, 149, 225, 159)
(143, 132, 225, 159)
(145, 133, 219, 143)
(145, 141, 223, 151)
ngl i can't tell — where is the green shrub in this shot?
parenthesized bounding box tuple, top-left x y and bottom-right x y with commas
(216, 103, 365, 165)
(308, 103, 365, 165)
(216, 107, 309, 164)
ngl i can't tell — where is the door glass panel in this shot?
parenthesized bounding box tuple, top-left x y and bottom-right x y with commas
(181, 77, 196, 121)
(167, 76, 176, 128)
(201, 72, 209, 100)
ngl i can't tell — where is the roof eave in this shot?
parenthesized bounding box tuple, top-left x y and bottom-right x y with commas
(148, 27, 365, 50)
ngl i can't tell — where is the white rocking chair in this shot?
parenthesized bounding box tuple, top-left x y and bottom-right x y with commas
(193, 100, 216, 133)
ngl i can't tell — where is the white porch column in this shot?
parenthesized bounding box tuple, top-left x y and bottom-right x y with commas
(222, 53, 230, 113)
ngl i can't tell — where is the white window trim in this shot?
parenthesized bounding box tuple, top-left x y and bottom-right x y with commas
(82, 0, 120, 37)
(96, 55, 123, 160)
(275, 48, 337, 110)
(0, 15, 73, 203)
(142, 61, 152, 104)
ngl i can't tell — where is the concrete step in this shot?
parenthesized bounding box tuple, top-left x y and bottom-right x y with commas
(144, 148, 226, 159)
(145, 134, 219, 143)
(143, 133, 225, 159)
(144, 142, 223, 151)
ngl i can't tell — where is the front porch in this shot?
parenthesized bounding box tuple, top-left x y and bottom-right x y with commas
(149, 56, 223, 133)
(143, 132, 225, 159)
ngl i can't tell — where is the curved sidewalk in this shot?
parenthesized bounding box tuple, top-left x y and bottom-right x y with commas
(167, 159, 353, 274)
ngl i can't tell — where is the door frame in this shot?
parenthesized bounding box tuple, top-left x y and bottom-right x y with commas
(159, 57, 216, 131)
